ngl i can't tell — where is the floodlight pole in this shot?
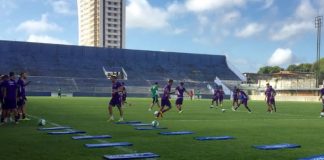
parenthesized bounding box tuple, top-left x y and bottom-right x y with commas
(315, 16, 322, 88)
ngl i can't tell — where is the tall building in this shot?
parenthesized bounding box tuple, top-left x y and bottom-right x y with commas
(77, 0, 125, 48)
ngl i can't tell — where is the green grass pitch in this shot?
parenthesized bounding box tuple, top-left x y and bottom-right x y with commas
(1, 97, 324, 160)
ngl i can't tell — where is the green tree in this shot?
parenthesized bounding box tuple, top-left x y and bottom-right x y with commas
(287, 64, 298, 71)
(287, 63, 313, 72)
(299, 63, 313, 72)
(257, 66, 283, 74)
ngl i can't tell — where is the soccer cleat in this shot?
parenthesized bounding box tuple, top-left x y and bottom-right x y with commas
(179, 110, 183, 114)
(118, 117, 124, 122)
(156, 111, 164, 119)
(107, 116, 115, 122)
(232, 107, 236, 111)
(210, 105, 214, 108)
(148, 108, 152, 111)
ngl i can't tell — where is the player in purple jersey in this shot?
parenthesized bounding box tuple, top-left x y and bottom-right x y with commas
(175, 82, 189, 114)
(233, 89, 252, 113)
(107, 75, 124, 122)
(0, 75, 3, 107)
(17, 72, 31, 120)
(1, 72, 19, 124)
(218, 87, 225, 107)
(0, 75, 8, 123)
(0, 75, 4, 117)
(232, 86, 239, 110)
(264, 83, 272, 112)
(265, 83, 276, 113)
(120, 82, 128, 107)
(319, 87, 324, 117)
(156, 79, 173, 118)
(269, 86, 276, 112)
(210, 87, 220, 108)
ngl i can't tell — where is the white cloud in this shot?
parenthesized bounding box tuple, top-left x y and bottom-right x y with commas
(270, 0, 316, 41)
(50, 0, 76, 15)
(270, 21, 312, 41)
(261, 0, 274, 9)
(16, 14, 62, 34)
(221, 11, 241, 24)
(126, 0, 169, 29)
(27, 34, 69, 44)
(295, 0, 316, 20)
(185, 0, 246, 12)
(235, 23, 265, 38)
(167, 1, 187, 14)
(267, 48, 295, 66)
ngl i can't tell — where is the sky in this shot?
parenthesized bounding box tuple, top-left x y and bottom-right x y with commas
(0, 0, 323, 73)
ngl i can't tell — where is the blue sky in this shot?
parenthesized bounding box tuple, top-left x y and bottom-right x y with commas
(0, 0, 323, 73)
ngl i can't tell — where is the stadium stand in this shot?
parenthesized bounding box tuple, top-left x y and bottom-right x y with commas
(0, 40, 243, 97)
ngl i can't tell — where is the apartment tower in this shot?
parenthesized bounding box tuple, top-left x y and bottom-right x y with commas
(77, 0, 125, 48)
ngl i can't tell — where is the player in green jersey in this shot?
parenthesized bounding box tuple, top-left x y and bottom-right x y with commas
(149, 82, 160, 111)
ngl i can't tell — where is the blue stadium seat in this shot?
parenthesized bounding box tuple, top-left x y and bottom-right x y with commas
(0, 40, 242, 95)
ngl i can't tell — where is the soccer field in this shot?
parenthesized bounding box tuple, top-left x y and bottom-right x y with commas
(1, 97, 324, 160)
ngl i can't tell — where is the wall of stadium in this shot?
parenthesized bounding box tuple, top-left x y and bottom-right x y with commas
(0, 40, 240, 82)
(0, 40, 242, 96)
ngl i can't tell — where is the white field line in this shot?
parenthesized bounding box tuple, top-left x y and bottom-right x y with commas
(28, 114, 158, 159)
(212, 108, 316, 117)
(163, 118, 319, 122)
